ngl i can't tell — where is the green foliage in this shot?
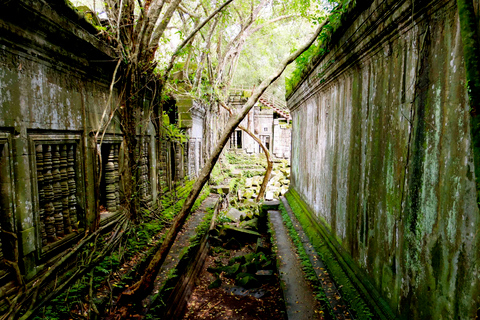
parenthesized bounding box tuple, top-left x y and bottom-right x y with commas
(159, 179, 209, 220)
(209, 162, 225, 186)
(216, 210, 233, 224)
(228, 177, 243, 195)
(162, 111, 188, 143)
(286, 0, 354, 97)
(242, 170, 255, 178)
(225, 152, 241, 164)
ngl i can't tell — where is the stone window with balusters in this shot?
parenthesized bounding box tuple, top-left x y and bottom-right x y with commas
(31, 136, 84, 252)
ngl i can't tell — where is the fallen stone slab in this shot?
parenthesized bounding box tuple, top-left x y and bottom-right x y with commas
(225, 207, 244, 221)
(265, 191, 274, 200)
(211, 185, 230, 194)
(260, 200, 280, 218)
(222, 225, 261, 242)
(255, 237, 269, 254)
(239, 217, 259, 231)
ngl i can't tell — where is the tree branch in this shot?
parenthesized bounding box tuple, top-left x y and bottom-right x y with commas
(146, 0, 183, 58)
(193, 16, 220, 89)
(135, 0, 166, 62)
(163, 0, 235, 82)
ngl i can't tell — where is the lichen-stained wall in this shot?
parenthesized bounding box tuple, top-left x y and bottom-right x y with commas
(0, 0, 125, 283)
(287, 0, 480, 318)
(0, 0, 162, 297)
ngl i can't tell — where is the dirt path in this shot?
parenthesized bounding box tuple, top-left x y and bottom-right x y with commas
(182, 243, 287, 320)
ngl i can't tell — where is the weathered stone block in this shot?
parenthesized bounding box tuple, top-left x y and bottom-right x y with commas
(179, 118, 192, 129)
(211, 185, 230, 194)
(225, 207, 243, 221)
(20, 227, 36, 256)
(16, 180, 34, 230)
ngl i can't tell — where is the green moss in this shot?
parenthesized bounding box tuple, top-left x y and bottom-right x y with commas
(457, 0, 480, 203)
(285, 189, 396, 320)
(286, 2, 356, 97)
(284, 192, 374, 319)
(159, 180, 209, 220)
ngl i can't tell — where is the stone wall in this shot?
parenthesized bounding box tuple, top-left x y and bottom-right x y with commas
(287, 0, 480, 318)
(253, 105, 274, 154)
(0, 0, 159, 304)
(272, 119, 291, 159)
(177, 96, 206, 178)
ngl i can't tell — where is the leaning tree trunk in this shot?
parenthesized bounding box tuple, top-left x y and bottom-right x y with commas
(119, 16, 330, 302)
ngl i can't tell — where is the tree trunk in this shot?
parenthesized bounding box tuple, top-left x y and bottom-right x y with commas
(119, 66, 143, 222)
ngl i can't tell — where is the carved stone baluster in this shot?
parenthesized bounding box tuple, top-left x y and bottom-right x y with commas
(60, 145, 71, 234)
(36, 145, 47, 246)
(0, 232, 3, 261)
(114, 144, 120, 209)
(159, 140, 167, 192)
(68, 145, 77, 228)
(139, 142, 146, 200)
(43, 145, 57, 242)
(105, 145, 116, 212)
(143, 142, 150, 201)
(52, 145, 64, 237)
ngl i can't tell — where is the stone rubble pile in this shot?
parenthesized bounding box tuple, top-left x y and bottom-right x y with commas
(236, 161, 290, 201)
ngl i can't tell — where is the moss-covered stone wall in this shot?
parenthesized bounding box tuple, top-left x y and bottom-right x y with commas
(287, 0, 480, 318)
(0, 0, 159, 290)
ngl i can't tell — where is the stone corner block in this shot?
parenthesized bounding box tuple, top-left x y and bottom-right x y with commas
(20, 227, 36, 256)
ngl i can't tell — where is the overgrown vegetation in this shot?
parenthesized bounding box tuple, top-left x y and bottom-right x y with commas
(286, 0, 354, 96)
(29, 182, 210, 319)
(5, 0, 348, 314)
(32, 218, 163, 320)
